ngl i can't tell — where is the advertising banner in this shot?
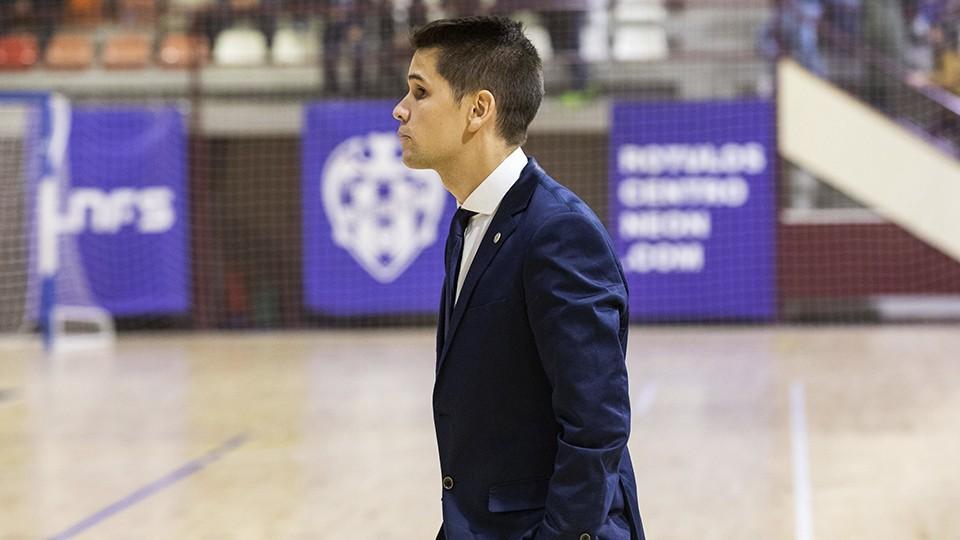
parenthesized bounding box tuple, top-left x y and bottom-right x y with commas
(610, 100, 777, 320)
(62, 106, 189, 315)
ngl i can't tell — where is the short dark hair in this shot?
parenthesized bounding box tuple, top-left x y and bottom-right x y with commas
(411, 17, 544, 146)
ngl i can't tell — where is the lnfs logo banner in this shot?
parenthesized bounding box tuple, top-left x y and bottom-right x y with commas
(64, 106, 189, 315)
(302, 102, 454, 316)
(610, 100, 776, 321)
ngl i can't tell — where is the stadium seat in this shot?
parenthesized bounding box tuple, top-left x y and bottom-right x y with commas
(524, 24, 553, 62)
(45, 32, 95, 69)
(271, 27, 314, 65)
(0, 34, 39, 70)
(158, 34, 210, 68)
(613, 26, 668, 62)
(614, 0, 668, 23)
(506, 11, 553, 61)
(103, 32, 152, 69)
(580, 10, 610, 62)
(168, 0, 215, 8)
(213, 27, 268, 66)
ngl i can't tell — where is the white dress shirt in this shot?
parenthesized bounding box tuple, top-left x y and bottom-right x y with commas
(455, 147, 527, 303)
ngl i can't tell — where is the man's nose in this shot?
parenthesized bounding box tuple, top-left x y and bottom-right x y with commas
(393, 101, 408, 123)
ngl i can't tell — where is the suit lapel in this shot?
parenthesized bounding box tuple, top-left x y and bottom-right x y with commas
(437, 159, 541, 374)
(435, 280, 447, 364)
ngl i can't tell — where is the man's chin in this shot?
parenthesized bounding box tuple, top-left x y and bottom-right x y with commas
(401, 153, 429, 170)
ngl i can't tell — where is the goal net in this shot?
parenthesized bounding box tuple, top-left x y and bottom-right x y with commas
(0, 92, 114, 349)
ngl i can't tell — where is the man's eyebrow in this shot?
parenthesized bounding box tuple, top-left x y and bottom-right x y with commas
(408, 73, 427, 83)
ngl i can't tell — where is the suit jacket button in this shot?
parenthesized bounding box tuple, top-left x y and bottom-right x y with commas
(442, 476, 454, 490)
(578, 534, 592, 540)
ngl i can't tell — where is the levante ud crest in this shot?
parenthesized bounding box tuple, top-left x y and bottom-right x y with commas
(321, 132, 447, 283)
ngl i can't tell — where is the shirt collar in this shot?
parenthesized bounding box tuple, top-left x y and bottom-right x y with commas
(460, 147, 527, 216)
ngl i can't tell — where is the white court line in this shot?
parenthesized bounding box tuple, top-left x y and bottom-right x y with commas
(634, 382, 658, 417)
(790, 381, 814, 540)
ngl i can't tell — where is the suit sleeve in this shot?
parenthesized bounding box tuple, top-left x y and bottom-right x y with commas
(522, 210, 631, 539)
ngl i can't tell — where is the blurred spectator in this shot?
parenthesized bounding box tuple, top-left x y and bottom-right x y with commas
(374, 0, 401, 92)
(911, 0, 960, 60)
(321, 0, 369, 94)
(929, 27, 960, 92)
(861, 0, 911, 112)
(194, 0, 280, 49)
(442, 0, 483, 17)
(861, 0, 910, 66)
(65, 0, 102, 24)
(408, 0, 427, 29)
(826, 0, 862, 40)
(493, 0, 591, 92)
(758, 0, 827, 76)
(925, 0, 960, 92)
(115, 0, 157, 26)
(0, 0, 63, 48)
(0, 1, 34, 32)
(281, 0, 314, 19)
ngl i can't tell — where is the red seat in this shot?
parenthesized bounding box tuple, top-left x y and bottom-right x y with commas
(45, 32, 94, 70)
(0, 34, 39, 70)
(158, 33, 209, 68)
(103, 32, 152, 69)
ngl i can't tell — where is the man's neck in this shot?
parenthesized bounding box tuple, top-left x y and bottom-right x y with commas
(438, 145, 518, 204)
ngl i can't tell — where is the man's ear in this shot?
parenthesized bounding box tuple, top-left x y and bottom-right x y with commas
(467, 90, 496, 133)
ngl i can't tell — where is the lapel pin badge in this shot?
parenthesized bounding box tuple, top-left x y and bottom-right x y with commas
(493, 232, 501, 244)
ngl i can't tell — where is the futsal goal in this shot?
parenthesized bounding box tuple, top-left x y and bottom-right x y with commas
(0, 91, 114, 351)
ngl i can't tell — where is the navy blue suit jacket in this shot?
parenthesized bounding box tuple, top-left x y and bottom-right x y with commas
(435, 159, 644, 540)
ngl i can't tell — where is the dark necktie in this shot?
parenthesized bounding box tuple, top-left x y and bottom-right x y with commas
(443, 207, 477, 331)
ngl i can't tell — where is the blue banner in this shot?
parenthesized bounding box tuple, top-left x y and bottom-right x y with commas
(302, 102, 454, 316)
(610, 100, 776, 320)
(62, 106, 189, 315)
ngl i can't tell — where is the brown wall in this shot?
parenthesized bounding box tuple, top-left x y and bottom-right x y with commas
(779, 223, 960, 297)
(187, 133, 960, 328)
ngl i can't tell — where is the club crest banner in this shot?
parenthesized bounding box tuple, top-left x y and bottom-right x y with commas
(302, 102, 454, 316)
(610, 100, 777, 320)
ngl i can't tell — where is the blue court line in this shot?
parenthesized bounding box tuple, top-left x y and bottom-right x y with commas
(48, 433, 248, 539)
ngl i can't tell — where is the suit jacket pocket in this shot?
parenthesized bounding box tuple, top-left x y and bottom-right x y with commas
(488, 477, 550, 513)
(465, 296, 510, 312)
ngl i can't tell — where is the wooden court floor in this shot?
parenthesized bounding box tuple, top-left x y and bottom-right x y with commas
(1, 326, 959, 539)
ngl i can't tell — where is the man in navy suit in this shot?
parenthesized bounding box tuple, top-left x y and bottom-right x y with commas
(392, 17, 644, 540)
